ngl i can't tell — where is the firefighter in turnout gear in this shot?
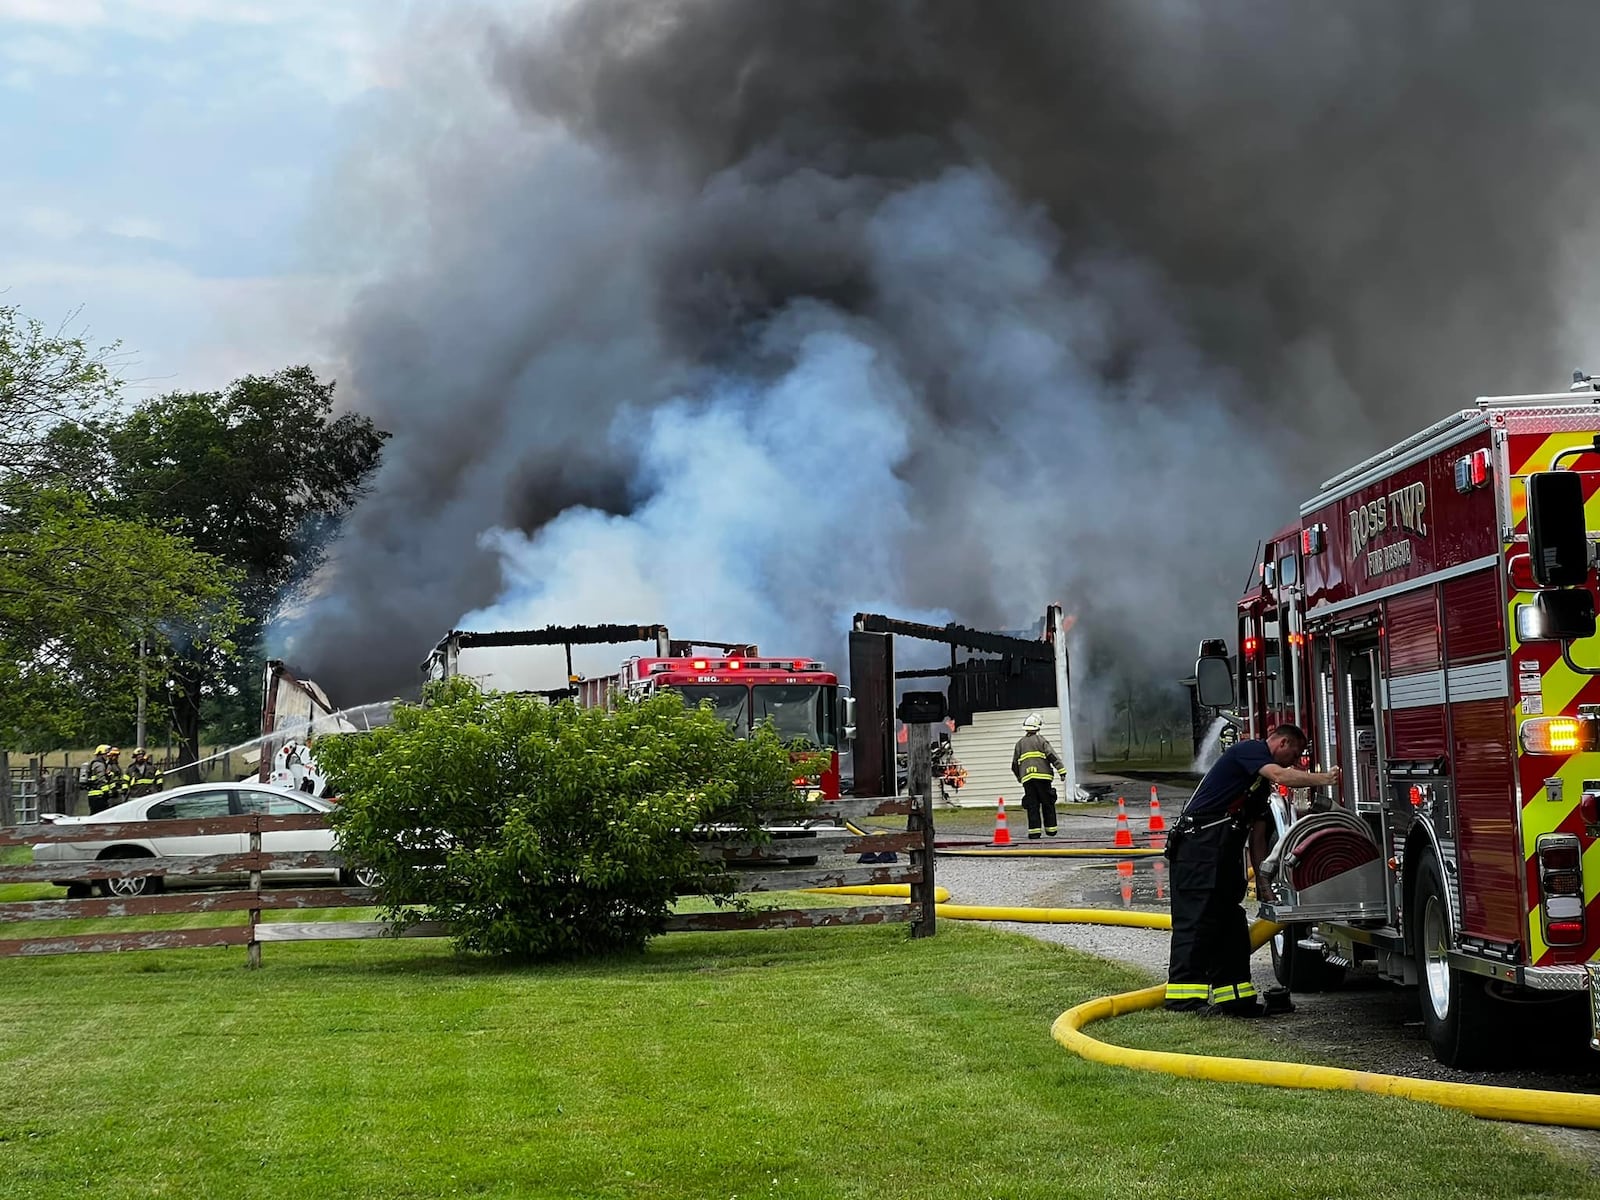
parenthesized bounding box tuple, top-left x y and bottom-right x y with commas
(1011, 713, 1066, 839)
(125, 748, 164, 799)
(82, 745, 125, 813)
(1164, 724, 1339, 1016)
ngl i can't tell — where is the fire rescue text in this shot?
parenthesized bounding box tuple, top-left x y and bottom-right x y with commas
(1348, 481, 1427, 577)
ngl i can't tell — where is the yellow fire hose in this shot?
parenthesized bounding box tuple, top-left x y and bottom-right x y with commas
(807, 884, 1600, 1130)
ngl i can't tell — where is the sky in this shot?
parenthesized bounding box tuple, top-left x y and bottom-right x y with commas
(0, 0, 432, 395)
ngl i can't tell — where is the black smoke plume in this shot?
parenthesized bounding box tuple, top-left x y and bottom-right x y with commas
(280, 1, 1600, 707)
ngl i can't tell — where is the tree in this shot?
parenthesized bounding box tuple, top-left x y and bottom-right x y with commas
(66, 368, 388, 772)
(0, 487, 240, 748)
(316, 683, 815, 960)
(0, 305, 119, 480)
(0, 306, 240, 749)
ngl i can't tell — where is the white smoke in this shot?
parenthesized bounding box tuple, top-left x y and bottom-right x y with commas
(460, 166, 1284, 694)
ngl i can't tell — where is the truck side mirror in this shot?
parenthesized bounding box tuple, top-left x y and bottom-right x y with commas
(1527, 471, 1591, 587)
(839, 695, 857, 742)
(1195, 655, 1235, 709)
(1515, 590, 1598, 642)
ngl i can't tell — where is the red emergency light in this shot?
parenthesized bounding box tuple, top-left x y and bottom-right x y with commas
(1301, 525, 1326, 556)
(1454, 448, 1492, 493)
(1243, 636, 1259, 656)
(727, 659, 742, 670)
(691, 659, 708, 670)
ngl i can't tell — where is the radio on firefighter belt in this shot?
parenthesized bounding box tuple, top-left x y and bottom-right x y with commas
(1163, 782, 1262, 862)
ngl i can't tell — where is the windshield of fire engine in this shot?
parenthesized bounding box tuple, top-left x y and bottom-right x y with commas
(753, 685, 831, 747)
(676, 686, 750, 734)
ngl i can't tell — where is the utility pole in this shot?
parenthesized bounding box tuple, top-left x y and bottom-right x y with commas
(135, 636, 147, 750)
(1047, 604, 1078, 806)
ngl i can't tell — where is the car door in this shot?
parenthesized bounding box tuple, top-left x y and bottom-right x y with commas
(143, 790, 245, 885)
(235, 789, 336, 882)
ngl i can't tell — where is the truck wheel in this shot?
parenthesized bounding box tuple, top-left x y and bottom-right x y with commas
(1413, 853, 1499, 1068)
(1270, 923, 1346, 992)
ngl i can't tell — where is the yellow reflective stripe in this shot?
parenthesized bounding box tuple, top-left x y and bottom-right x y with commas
(1019, 751, 1048, 761)
(1208, 985, 1236, 1003)
(1165, 983, 1208, 999)
(1235, 982, 1258, 999)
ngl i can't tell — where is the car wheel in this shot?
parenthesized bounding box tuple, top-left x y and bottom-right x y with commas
(96, 847, 162, 898)
(345, 864, 383, 889)
(1413, 853, 1500, 1068)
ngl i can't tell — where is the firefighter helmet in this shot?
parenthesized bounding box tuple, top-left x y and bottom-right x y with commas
(1022, 713, 1043, 733)
(107, 746, 121, 757)
(94, 744, 111, 756)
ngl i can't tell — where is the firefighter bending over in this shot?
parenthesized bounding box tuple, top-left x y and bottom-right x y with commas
(1011, 713, 1066, 839)
(1164, 724, 1339, 1016)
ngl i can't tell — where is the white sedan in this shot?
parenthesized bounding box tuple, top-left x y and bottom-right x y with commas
(32, 781, 374, 897)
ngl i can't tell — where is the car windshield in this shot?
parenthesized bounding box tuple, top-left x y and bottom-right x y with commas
(753, 685, 831, 746)
(675, 685, 750, 735)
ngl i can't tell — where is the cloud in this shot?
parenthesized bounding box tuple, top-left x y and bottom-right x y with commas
(1, 256, 350, 395)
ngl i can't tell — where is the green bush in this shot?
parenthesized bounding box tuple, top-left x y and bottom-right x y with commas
(313, 679, 816, 960)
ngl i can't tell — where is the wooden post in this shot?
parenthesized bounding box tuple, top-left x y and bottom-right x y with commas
(246, 816, 263, 968)
(906, 722, 936, 938)
(0, 750, 12, 828)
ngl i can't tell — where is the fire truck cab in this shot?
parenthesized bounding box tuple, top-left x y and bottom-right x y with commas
(1194, 387, 1600, 1066)
(576, 653, 854, 801)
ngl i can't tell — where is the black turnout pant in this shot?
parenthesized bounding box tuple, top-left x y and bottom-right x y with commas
(1166, 820, 1256, 1010)
(1021, 777, 1057, 836)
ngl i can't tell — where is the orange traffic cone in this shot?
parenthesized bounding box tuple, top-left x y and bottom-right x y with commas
(1147, 785, 1167, 833)
(990, 796, 1013, 847)
(1114, 797, 1134, 848)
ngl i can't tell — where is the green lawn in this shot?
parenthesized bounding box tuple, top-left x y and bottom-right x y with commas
(0, 925, 1592, 1199)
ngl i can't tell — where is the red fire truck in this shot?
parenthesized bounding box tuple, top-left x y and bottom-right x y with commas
(1193, 384, 1600, 1066)
(424, 626, 855, 800)
(575, 651, 851, 800)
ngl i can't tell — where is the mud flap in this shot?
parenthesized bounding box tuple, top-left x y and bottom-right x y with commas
(1588, 962, 1600, 1052)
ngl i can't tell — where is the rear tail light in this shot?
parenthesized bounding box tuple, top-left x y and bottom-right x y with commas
(1519, 716, 1600, 755)
(1536, 832, 1587, 947)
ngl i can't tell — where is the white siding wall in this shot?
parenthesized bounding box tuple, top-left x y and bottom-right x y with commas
(946, 708, 1061, 809)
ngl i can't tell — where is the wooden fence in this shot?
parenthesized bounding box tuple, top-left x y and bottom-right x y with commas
(0, 795, 934, 964)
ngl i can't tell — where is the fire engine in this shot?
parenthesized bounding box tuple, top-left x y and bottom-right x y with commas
(573, 651, 854, 800)
(424, 625, 856, 794)
(1193, 381, 1600, 1066)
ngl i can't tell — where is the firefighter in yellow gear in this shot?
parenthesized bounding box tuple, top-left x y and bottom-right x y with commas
(1011, 713, 1066, 838)
(125, 747, 164, 798)
(82, 745, 126, 813)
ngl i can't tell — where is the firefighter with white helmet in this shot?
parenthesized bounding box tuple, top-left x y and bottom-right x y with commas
(1011, 712, 1065, 839)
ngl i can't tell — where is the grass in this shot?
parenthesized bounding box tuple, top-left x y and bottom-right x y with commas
(0, 925, 1594, 1199)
